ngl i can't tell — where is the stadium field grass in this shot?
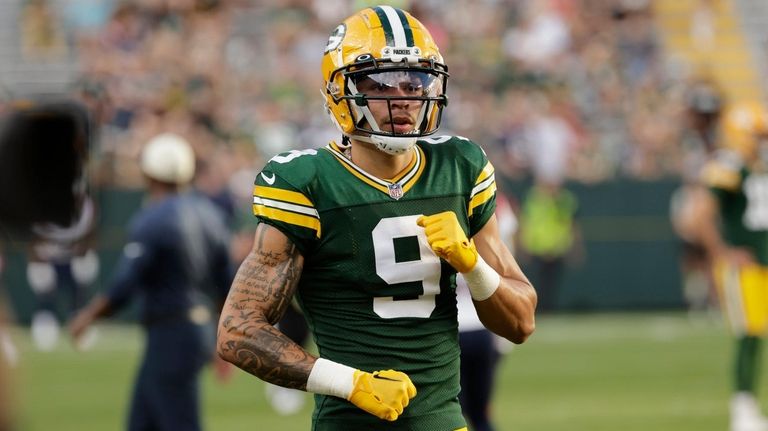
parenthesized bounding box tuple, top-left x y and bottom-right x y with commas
(8, 311, 741, 430)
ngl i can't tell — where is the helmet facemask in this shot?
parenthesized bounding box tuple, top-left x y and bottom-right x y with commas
(326, 52, 449, 155)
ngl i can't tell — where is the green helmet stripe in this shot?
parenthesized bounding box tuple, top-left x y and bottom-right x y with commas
(372, 6, 395, 46)
(393, 8, 415, 47)
(374, 6, 413, 48)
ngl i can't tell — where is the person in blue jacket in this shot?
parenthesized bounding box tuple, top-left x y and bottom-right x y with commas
(69, 132, 234, 431)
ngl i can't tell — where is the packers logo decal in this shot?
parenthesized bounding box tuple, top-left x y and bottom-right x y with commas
(325, 24, 346, 53)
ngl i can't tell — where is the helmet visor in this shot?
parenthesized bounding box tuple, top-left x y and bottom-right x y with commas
(352, 70, 443, 98)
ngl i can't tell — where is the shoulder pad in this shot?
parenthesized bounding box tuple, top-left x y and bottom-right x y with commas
(253, 149, 323, 242)
(418, 135, 486, 162)
(701, 150, 743, 191)
(258, 148, 322, 188)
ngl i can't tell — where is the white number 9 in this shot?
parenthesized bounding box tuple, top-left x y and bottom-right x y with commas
(371, 215, 442, 318)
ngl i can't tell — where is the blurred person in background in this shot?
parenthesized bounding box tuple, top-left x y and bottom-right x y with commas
(5, 100, 101, 352)
(457, 191, 518, 431)
(518, 177, 580, 313)
(69, 133, 234, 431)
(20, 0, 68, 62)
(669, 77, 722, 317)
(0, 100, 97, 351)
(0, 100, 91, 243)
(694, 100, 768, 431)
(24, 191, 99, 352)
(0, 98, 94, 431)
(217, 6, 536, 430)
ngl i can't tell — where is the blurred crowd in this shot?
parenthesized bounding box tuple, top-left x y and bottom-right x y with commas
(12, 0, 721, 196)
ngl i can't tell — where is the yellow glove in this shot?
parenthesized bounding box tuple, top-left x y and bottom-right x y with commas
(417, 211, 478, 273)
(347, 369, 417, 421)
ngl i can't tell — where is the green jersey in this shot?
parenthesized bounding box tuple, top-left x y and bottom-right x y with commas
(252, 136, 497, 430)
(702, 150, 768, 264)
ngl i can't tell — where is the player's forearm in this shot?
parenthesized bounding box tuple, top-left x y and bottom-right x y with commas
(475, 276, 536, 344)
(216, 227, 313, 389)
(468, 229, 537, 343)
(697, 216, 728, 259)
(217, 299, 316, 390)
(217, 313, 315, 389)
(82, 294, 114, 320)
(692, 191, 727, 260)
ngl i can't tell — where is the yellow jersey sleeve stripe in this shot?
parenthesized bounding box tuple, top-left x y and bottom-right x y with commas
(254, 185, 314, 207)
(471, 174, 495, 198)
(253, 204, 321, 238)
(253, 196, 319, 218)
(475, 161, 495, 185)
(468, 181, 497, 217)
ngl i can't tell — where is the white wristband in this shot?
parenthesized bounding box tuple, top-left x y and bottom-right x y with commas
(306, 358, 356, 399)
(463, 255, 500, 301)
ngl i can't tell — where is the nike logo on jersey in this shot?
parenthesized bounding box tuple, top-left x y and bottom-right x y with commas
(260, 172, 276, 185)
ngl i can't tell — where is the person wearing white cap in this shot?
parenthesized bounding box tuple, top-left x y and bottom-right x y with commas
(69, 133, 234, 431)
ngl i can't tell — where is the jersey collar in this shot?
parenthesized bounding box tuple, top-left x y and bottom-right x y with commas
(325, 141, 426, 200)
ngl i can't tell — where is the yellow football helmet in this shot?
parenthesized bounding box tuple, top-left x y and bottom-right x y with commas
(321, 6, 449, 155)
(721, 100, 768, 158)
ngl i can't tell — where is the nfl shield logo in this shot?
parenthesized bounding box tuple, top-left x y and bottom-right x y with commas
(388, 183, 403, 200)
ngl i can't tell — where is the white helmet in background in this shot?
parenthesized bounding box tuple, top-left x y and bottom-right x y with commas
(140, 133, 195, 184)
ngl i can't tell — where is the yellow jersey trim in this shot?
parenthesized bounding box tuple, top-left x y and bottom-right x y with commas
(476, 161, 495, 185)
(325, 142, 426, 198)
(253, 204, 321, 238)
(386, 147, 419, 183)
(469, 181, 497, 217)
(254, 185, 314, 207)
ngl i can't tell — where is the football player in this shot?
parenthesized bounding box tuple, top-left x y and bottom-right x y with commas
(696, 100, 768, 431)
(217, 6, 537, 430)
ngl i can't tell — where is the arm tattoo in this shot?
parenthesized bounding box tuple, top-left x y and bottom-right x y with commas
(218, 224, 313, 389)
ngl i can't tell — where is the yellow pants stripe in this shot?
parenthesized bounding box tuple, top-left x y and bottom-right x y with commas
(714, 261, 768, 336)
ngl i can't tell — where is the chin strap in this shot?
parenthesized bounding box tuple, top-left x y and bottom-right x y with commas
(352, 133, 416, 155)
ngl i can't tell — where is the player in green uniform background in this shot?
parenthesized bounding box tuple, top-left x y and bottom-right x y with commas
(216, 5, 537, 430)
(696, 100, 768, 431)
